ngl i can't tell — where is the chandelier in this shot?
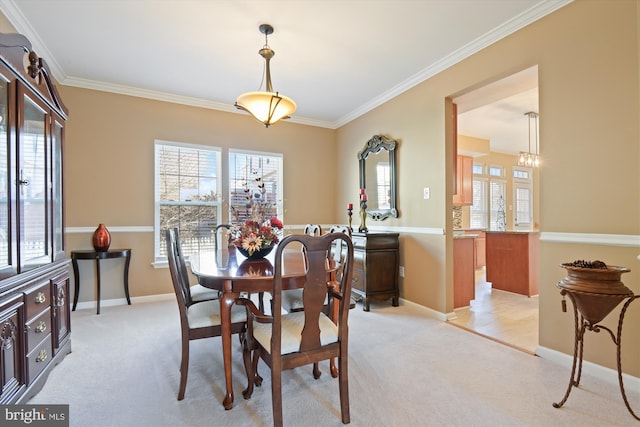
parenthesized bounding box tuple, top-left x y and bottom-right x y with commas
(235, 24, 296, 127)
(518, 111, 540, 167)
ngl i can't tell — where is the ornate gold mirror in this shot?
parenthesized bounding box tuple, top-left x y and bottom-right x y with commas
(358, 135, 398, 220)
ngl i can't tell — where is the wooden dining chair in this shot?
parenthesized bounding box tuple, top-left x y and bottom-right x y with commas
(165, 228, 246, 400)
(171, 227, 220, 303)
(281, 224, 322, 313)
(237, 233, 354, 426)
(214, 224, 231, 252)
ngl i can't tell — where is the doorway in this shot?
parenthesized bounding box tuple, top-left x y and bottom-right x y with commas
(449, 66, 540, 354)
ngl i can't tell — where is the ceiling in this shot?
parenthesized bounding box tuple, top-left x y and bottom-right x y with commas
(0, 0, 569, 153)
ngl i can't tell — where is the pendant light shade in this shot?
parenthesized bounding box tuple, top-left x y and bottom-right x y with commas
(235, 24, 296, 127)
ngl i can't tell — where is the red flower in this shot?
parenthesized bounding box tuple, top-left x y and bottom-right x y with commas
(270, 217, 283, 229)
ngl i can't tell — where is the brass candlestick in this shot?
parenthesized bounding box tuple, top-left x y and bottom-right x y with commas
(347, 207, 353, 232)
(358, 200, 368, 233)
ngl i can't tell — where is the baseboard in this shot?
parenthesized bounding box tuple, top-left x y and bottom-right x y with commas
(399, 297, 449, 321)
(72, 293, 174, 311)
(536, 345, 640, 389)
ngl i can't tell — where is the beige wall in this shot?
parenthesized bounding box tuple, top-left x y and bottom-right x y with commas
(58, 86, 336, 301)
(5, 0, 639, 376)
(336, 0, 640, 376)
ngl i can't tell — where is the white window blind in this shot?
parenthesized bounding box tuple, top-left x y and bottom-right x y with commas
(514, 186, 532, 228)
(229, 150, 283, 224)
(489, 180, 506, 231)
(470, 178, 488, 229)
(155, 141, 221, 259)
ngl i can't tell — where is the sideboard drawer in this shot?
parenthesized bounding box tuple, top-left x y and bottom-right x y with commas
(26, 308, 52, 353)
(24, 282, 51, 321)
(26, 334, 52, 383)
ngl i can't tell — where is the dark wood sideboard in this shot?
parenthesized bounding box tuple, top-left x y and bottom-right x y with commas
(351, 232, 400, 311)
(0, 32, 71, 403)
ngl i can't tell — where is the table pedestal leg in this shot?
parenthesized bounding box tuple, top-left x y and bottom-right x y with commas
(220, 284, 238, 410)
(124, 250, 132, 305)
(95, 259, 101, 315)
(72, 258, 80, 311)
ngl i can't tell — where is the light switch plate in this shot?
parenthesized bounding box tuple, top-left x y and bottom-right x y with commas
(423, 187, 430, 199)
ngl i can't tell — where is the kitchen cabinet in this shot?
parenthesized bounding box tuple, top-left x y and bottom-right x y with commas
(351, 232, 399, 311)
(465, 230, 486, 268)
(0, 32, 71, 404)
(453, 155, 473, 206)
(485, 232, 539, 297)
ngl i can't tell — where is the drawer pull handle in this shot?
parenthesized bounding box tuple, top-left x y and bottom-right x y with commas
(35, 292, 46, 304)
(36, 349, 48, 363)
(35, 321, 47, 333)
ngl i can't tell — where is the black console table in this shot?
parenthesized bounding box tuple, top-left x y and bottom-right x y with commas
(71, 249, 132, 314)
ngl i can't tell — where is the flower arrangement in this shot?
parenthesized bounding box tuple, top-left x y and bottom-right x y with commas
(231, 217, 283, 256)
(230, 170, 283, 257)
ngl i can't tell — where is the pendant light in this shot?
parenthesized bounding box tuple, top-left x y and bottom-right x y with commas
(518, 111, 540, 168)
(235, 24, 296, 127)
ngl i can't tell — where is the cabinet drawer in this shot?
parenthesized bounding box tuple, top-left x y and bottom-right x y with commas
(24, 282, 51, 321)
(26, 334, 52, 384)
(26, 307, 51, 353)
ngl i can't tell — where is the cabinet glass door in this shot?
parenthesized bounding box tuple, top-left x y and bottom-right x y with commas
(0, 75, 12, 278)
(19, 93, 49, 270)
(52, 116, 63, 258)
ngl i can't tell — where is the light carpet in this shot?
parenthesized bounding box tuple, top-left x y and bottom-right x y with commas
(29, 298, 638, 426)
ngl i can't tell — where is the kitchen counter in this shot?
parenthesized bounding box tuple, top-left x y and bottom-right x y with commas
(453, 234, 477, 239)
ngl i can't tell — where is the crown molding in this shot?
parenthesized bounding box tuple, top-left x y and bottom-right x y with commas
(1, 0, 573, 130)
(333, 0, 573, 128)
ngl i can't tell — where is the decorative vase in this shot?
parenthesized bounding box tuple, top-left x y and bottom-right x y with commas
(557, 262, 632, 325)
(92, 223, 111, 252)
(237, 245, 274, 260)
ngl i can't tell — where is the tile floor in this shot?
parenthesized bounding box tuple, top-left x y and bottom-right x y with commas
(448, 268, 539, 354)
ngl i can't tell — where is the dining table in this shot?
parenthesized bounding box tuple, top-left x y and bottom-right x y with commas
(189, 246, 307, 410)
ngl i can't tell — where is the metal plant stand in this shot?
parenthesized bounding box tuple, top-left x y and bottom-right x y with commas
(553, 286, 639, 420)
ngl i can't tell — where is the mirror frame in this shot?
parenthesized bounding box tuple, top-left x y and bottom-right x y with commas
(358, 134, 398, 221)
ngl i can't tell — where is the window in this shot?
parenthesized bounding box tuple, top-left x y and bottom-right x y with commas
(513, 166, 533, 230)
(229, 149, 283, 224)
(155, 141, 221, 260)
(470, 178, 488, 229)
(489, 166, 504, 177)
(489, 180, 507, 230)
(513, 169, 529, 180)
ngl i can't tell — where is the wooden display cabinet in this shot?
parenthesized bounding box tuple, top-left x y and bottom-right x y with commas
(0, 32, 71, 404)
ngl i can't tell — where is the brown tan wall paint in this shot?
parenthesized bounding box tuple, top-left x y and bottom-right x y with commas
(58, 86, 336, 301)
(336, 0, 639, 376)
